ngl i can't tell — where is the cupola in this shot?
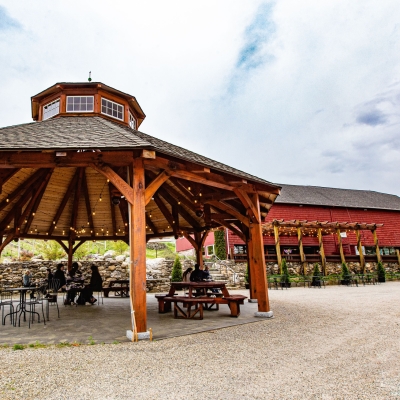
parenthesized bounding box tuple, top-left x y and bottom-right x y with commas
(31, 82, 146, 129)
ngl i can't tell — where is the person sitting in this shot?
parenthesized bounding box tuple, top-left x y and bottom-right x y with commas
(80, 265, 103, 305)
(202, 266, 212, 281)
(46, 268, 54, 283)
(182, 267, 193, 282)
(65, 262, 83, 305)
(23, 269, 35, 298)
(53, 263, 67, 291)
(189, 264, 204, 282)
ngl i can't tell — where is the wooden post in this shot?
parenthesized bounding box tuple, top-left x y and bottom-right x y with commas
(396, 249, 400, 267)
(246, 236, 257, 300)
(67, 241, 74, 272)
(372, 229, 381, 263)
(355, 230, 365, 273)
(273, 224, 282, 274)
(297, 227, 307, 275)
(317, 228, 326, 275)
(336, 228, 346, 264)
(194, 232, 205, 267)
(247, 193, 270, 312)
(129, 158, 147, 333)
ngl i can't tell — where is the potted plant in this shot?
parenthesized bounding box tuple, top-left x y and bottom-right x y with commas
(377, 261, 386, 283)
(311, 263, 322, 287)
(244, 265, 250, 289)
(280, 258, 291, 288)
(341, 262, 351, 285)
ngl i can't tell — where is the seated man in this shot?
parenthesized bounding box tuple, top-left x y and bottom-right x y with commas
(189, 264, 204, 282)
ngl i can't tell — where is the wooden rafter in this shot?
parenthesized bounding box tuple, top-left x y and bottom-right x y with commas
(109, 184, 118, 235)
(233, 188, 260, 224)
(0, 169, 19, 194)
(153, 194, 176, 235)
(0, 169, 46, 213)
(145, 214, 158, 234)
(55, 239, 68, 253)
(91, 163, 134, 205)
(48, 169, 80, 236)
(82, 171, 95, 237)
(207, 200, 249, 227)
(144, 170, 170, 205)
(215, 219, 246, 242)
(23, 169, 54, 234)
(69, 167, 84, 236)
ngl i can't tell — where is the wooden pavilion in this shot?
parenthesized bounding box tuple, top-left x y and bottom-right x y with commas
(0, 82, 281, 334)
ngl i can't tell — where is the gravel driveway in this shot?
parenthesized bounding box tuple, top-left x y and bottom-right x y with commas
(0, 282, 399, 399)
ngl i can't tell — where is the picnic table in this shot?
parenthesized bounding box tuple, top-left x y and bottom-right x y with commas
(155, 281, 247, 319)
(103, 280, 129, 298)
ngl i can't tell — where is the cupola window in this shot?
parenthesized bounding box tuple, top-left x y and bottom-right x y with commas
(66, 96, 94, 112)
(129, 112, 136, 129)
(43, 98, 60, 120)
(101, 98, 123, 121)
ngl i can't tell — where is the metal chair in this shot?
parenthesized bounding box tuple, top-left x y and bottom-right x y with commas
(45, 279, 60, 319)
(1, 291, 16, 326)
(20, 285, 46, 328)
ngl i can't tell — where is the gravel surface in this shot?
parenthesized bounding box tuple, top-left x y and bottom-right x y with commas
(0, 282, 399, 399)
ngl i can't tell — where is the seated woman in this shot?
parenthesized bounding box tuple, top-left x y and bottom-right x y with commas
(182, 267, 193, 282)
(53, 263, 67, 291)
(65, 262, 83, 305)
(81, 265, 103, 304)
(22, 269, 35, 298)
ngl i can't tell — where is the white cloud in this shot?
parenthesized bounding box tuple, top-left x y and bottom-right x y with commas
(0, 0, 400, 195)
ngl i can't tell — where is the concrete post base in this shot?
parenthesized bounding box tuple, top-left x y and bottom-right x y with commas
(248, 299, 258, 303)
(254, 311, 274, 318)
(126, 330, 150, 341)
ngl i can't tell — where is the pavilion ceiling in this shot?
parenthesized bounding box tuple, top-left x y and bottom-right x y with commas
(0, 150, 281, 252)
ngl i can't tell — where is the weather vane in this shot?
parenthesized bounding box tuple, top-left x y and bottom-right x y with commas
(88, 71, 92, 82)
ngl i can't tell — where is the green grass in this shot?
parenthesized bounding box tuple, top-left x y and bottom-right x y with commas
(146, 242, 176, 259)
(88, 336, 95, 345)
(12, 344, 25, 351)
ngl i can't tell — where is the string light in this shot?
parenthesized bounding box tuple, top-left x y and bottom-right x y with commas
(6, 198, 9, 203)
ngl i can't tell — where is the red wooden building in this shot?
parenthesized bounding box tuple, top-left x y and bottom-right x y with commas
(177, 184, 400, 266)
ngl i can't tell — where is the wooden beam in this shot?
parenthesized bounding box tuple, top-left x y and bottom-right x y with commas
(182, 231, 198, 250)
(317, 228, 326, 275)
(0, 169, 45, 213)
(215, 219, 246, 242)
(273, 224, 282, 272)
(0, 233, 15, 256)
(82, 171, 95, 237)
(129, 157, 147, 333)
(73, 240, 85, 253)
(233, 188, 260, 223)
(69, 168, 85, 232)
(158, 187, 201, 229)
(247, 193, 271, 312)
(146, 214, 158, 235)
(0, 169, 19, 193)
(355, 230, 365, 273)
(0, 150, 135, 168)
(153, 194, 176, 236)
(372, 229, 381, 263)
(109, 184, 118, 236)
(91, 163, 134, 205)
(336, 228, 346, 265)
(297, 227, 307, 275)
(48, 169, 79, 236)
(207, 200, 250, 227)
(55, 239, 68, 253)
(144, 170, 170, 205)
(23, 169, 54, 234)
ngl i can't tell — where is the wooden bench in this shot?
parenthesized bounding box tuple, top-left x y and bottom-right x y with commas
(103, 280, 129, 298)
(158, 294, 247, 318)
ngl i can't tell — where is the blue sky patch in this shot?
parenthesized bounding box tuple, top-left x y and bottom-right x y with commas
(0, 6, 21, 31)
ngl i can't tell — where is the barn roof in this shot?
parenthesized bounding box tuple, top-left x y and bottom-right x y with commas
(275, 184, 400, 211)
(0, 116, 277, 187)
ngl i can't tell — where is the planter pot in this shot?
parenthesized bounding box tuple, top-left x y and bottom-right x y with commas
(245, 283, 250, 289)
(280, 282, 291, 288)
(340, 279, 351, 285)
(378, 277, 386, 283)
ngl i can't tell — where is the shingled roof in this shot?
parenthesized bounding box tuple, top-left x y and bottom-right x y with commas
(275, 184, 400, 211)
(0, 116, 278, 187)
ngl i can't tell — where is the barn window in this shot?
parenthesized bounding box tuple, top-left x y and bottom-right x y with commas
(101, 98, 124, 121)
(66, 96, 94, 112)
(43, 98, 60, 120)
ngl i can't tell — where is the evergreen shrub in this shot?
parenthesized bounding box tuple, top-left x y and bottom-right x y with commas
(171, 256, 183, 282)
(214, 230, 227, 260)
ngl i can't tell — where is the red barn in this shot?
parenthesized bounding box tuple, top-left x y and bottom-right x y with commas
(177, 184, 400, 265)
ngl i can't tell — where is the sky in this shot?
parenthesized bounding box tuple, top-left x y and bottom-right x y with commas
(1, 1, 400, 195)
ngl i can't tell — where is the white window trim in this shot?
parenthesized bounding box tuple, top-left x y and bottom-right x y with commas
(42, 98, 60, 120)
(66, 95, 94, 113)
(129, 112, 137, 129)
(101, 97, 124, 121)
